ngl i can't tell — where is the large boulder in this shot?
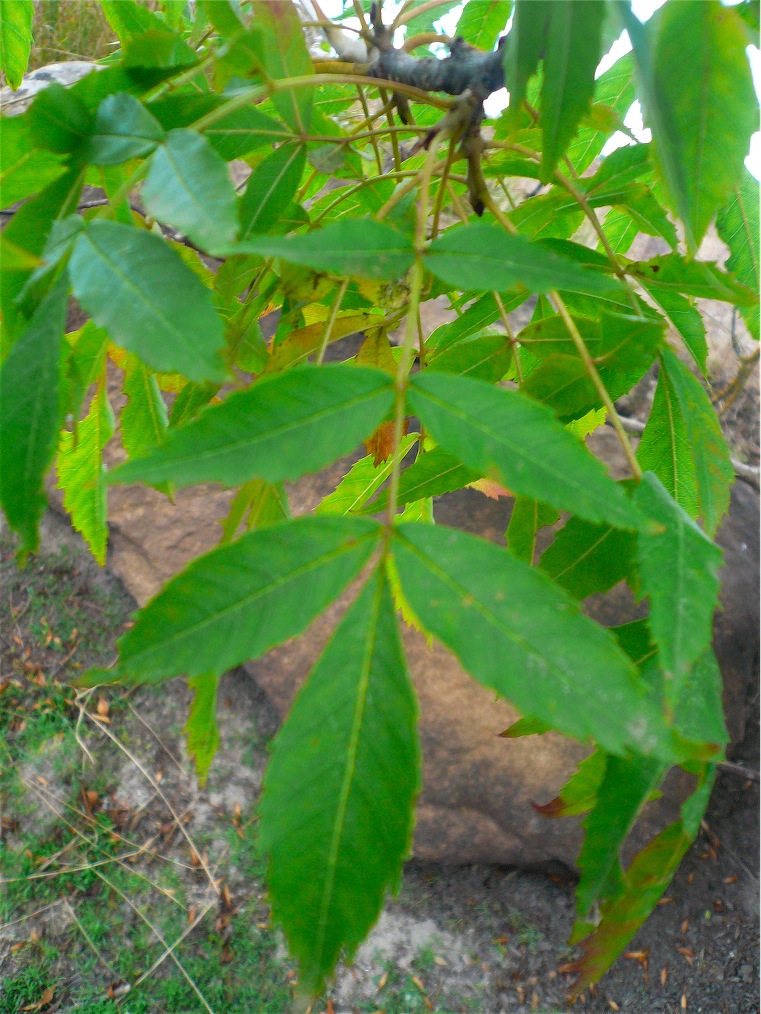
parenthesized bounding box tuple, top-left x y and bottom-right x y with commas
(49, 429, 759, 866)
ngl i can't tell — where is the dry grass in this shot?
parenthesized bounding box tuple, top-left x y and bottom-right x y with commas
(29, 0, 117, 70)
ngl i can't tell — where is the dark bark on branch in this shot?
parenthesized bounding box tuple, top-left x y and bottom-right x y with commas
(368, 36, 506, 100)
(366, 2, 506, 101)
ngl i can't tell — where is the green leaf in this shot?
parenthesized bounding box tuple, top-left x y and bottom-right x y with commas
(533, 749, 606, 818)
(428, 333, 513, 383)
(252, 0, 313, 134)
(567, 53, 635, 174)
(584, 142, 654, 193)
(56, 379, 115, 565)
(498, 715, 552, 739)
(142, 129, 238, 253)
(28, 83, 92, 154)
(110, 365, 394, 489)
(624, 1, 757, 250)
(184, 673, 221, 788)
(220, 479, 290, 543)
(427, 292, 519, 353)
(61, 321, 109, 425)
(100, 0, 164, 41)
(716, 168, 760, 340)
(627, 253, 756, 305)
(198, 0, 245, 36)
(574, 754, 666, 931)
(408, 372, 641, 530)
(539, 516, 637, 600)
(0, 116, 66, 208)
(123, 30, 199, 77)
(540, 1, 607, 177)
(19, 215, 84, 305)
(69, 221, 227, 383)
(520, 312, 665, 420)
(404, 0, 462, 37)
(0, 0, 33, 90)
(569, 768, 715, 995)
(638, 284, 707, 375)
(599, 207, 640, 256)
(150, 93, 292, 160)
(637, 347, 733, 536)
(168, 382, 220, 429)
(502, 0, 550, 133)
(505, 497, 560, 564)
(634, 472, 723, 709)
(0, 234, 43, 271)
(121, 356, 169, 463)
(393, 523, 669, 756)
(98, 516, 380, 683)
(608, 183, 678, 249)
(84, 93, 165, 166)
(259, 568, 419, 997)
(424, 224, 621, 295)
(227, 220, 415, 281)
(239, 143, 306, 240)
(315, 434, 418, 516)
(1, 166, 84, 351)
(0, 274, 68, 558)
(361, 447, 479, 517)
(456, 0, 510, 50)
(674, 648, 728, 748)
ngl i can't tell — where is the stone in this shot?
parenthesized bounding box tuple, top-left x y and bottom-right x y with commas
(48, 438, 759, 866)
(0, 61, 100, 116)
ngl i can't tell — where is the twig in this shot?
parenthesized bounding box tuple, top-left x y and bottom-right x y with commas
(129, 897, 218, 990)
(701, 819, 759, 882)
(78, 703, 219, 892)
(712, 347, 759, 414)
(717, 760, 760, 784)
(63, 897, 122, 982)
(93, 868, 216, 1014)
(316, 279, 350, 364)
(0, 900, 63, 931)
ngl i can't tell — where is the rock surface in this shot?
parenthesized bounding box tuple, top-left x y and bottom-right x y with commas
(48, 434, 759, 866)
